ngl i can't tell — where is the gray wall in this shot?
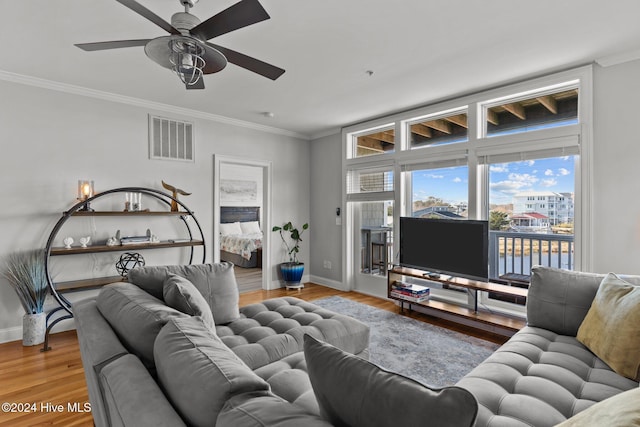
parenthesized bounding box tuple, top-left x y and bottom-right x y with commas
(309, 133, 343, 287)
(0, 79, 310, 342)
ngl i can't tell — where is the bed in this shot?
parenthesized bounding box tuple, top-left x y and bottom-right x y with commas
(219, 206, 263, 268)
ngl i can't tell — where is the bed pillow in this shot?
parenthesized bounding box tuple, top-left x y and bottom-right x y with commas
(220, 222, 242, 236)
(577, 272, 640, 381)
(303, 334, 478, 427)
(163, 273, 215, 329)
(240, 221, 261, 234)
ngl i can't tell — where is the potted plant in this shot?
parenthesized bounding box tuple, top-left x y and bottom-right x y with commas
(272, 221, 309, 289)
(3, 249, 49, 346)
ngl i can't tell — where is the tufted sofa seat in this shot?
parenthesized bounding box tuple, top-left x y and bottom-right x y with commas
(455, 266, 640, 426)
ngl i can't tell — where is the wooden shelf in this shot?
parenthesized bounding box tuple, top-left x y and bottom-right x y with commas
(388, 265, 527, 332)
(390, 266, 528, 298)
(388, 295, 526, 332)
(55, 276, 126, 293)
(50, 240, 204, 256)
(69, 210, 190, 216)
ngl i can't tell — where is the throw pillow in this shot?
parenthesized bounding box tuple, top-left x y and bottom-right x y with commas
(577, 273, 640, 381)
(163, 273, 215, 329)
(303, 334, 478, 427)
(128, 263, 240, 324)
(240, 220, 261, 234)
(555, 387, 640, 427)
(220, 221, 242, 236)
(154, 317, 270, 427)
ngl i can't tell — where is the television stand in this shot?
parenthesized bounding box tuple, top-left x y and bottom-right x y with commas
(388, 265, 527, 332)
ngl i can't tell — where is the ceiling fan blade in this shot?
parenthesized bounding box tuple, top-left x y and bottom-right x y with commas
(186, 79, 206, 90)
(191, 0, 270, 41)
(208, 43, 285, 80)
(115, 0, 180, 35)
(75, 39, 151, 51)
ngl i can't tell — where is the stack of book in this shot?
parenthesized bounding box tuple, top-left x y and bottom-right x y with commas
(120, 236, 151, 245)
(390, 281, 430, 303)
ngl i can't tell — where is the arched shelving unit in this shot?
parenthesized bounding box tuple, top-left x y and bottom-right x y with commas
(42, 187, 206, 351)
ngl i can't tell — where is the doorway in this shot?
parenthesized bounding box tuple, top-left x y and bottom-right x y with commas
(213, 155, 272, 292)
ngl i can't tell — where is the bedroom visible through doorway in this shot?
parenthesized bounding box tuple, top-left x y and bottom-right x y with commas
(213, 156, 272, 293)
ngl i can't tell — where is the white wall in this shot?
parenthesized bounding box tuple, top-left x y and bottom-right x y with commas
(0, 79, 310, 342)
(592, 59, 640, 273)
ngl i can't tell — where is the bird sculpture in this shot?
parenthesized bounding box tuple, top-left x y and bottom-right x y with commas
(162, 180, 192, 212)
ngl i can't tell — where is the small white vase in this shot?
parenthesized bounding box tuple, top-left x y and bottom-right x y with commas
(23, 313, 46, 346)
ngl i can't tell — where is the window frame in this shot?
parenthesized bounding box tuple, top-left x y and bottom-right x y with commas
(342, 66, 593, 314)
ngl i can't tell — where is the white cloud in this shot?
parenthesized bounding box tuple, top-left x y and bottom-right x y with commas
(453, 177, 462, 183)
(490, 164, 509, 173)
(424, 173, 444, 179)
(544, 169, 554, 176)
(508, 173, 538, 185)
(541, 178, 558, 187)
(558, 168, 570, 176)
(525, 160, 535, 167)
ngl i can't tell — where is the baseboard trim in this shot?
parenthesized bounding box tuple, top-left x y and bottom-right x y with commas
(308, 276, 347, 291)
(0, 326, 23, 344)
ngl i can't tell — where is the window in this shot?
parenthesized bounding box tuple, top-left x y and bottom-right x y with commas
(484, 87, 578, 138)
(343, 65, 591, 316)
(408, 110, 468, 149)
(350, 125, 395, 158)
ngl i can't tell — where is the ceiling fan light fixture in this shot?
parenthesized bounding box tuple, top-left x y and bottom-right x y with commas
(169, 37, 205, 86)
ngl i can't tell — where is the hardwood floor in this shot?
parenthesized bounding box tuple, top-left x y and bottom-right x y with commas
(234, 266, 263, 293)
(0, 283, 507, 426)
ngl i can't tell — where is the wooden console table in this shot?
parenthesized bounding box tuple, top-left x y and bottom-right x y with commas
(388, 266, 527, 332)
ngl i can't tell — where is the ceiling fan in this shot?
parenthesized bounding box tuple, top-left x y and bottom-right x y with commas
(75, 0, 285, 89)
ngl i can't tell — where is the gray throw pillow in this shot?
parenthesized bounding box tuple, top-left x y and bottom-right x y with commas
(163, 273, 215, 329)
(128, 262, 240, 324)
(303, 334, 478, 427)
(154, 317, 270, 427)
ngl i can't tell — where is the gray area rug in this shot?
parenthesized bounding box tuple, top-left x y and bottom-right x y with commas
(311, 296, 500, 388)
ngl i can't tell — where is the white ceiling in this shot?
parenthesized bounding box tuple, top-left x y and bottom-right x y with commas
(3, 0, 640, 139)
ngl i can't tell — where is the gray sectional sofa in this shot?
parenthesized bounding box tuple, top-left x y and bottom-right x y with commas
(74, 262, 478, 427)
(73, 262, 639, 427)
(456, 266, 640, 426)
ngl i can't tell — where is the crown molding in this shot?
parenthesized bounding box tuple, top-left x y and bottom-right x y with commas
(0, 70, 310, 140)
(596, 48, 640, 68)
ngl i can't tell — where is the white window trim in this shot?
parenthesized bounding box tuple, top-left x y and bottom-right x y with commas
(342, 65, 593, 294)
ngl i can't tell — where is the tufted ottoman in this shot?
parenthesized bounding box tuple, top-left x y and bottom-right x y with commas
(215, 297, 370, 414)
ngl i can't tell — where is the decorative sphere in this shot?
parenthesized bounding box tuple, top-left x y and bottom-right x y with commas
(115, 252, 145, 277)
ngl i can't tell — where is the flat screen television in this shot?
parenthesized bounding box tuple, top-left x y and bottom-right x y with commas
(399, 217, 489, 281)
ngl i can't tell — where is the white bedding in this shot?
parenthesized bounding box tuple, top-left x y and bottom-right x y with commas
(220, 232, 263, 260)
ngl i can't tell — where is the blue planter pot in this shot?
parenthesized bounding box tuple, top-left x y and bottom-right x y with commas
(280, 262, 304, 288)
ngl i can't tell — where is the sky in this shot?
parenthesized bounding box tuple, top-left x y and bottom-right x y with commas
(412, 156, 576, 206)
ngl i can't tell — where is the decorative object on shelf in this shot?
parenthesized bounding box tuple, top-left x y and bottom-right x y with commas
(106, 230, 122, 247)
(63, 237, 74, 249)
(77, 180, 95, 211)
(147, 229, 160, 243)
(115, 252, 146, 277)
(125, 192, 144, 212)
(2, 249, 49, 346)
(79, 236, 91, 248)
(162, 180, 192, 212)
(272, 221, 309, 289)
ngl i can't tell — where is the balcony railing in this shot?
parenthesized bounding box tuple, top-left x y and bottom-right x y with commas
(489, 231, 574, 283)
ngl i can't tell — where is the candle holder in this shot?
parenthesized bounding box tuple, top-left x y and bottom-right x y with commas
(77, 180, 95, 211)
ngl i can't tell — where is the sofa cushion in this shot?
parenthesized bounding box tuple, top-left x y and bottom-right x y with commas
(154, 316, 270, 427)
(128, 262, 240, 324)
(163, 273, 215, 329)
(99, 354, 186, 427)
(456, 326, 639, 426)
(555, 387, 640, 427)
(217, 392, 332, 427)
(527, 266, 604, 336)
(215, 297, 370, 370)
(577, 273, 640, 381)
(96, 282, 187, 370)
(303, 334, 478, 427)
